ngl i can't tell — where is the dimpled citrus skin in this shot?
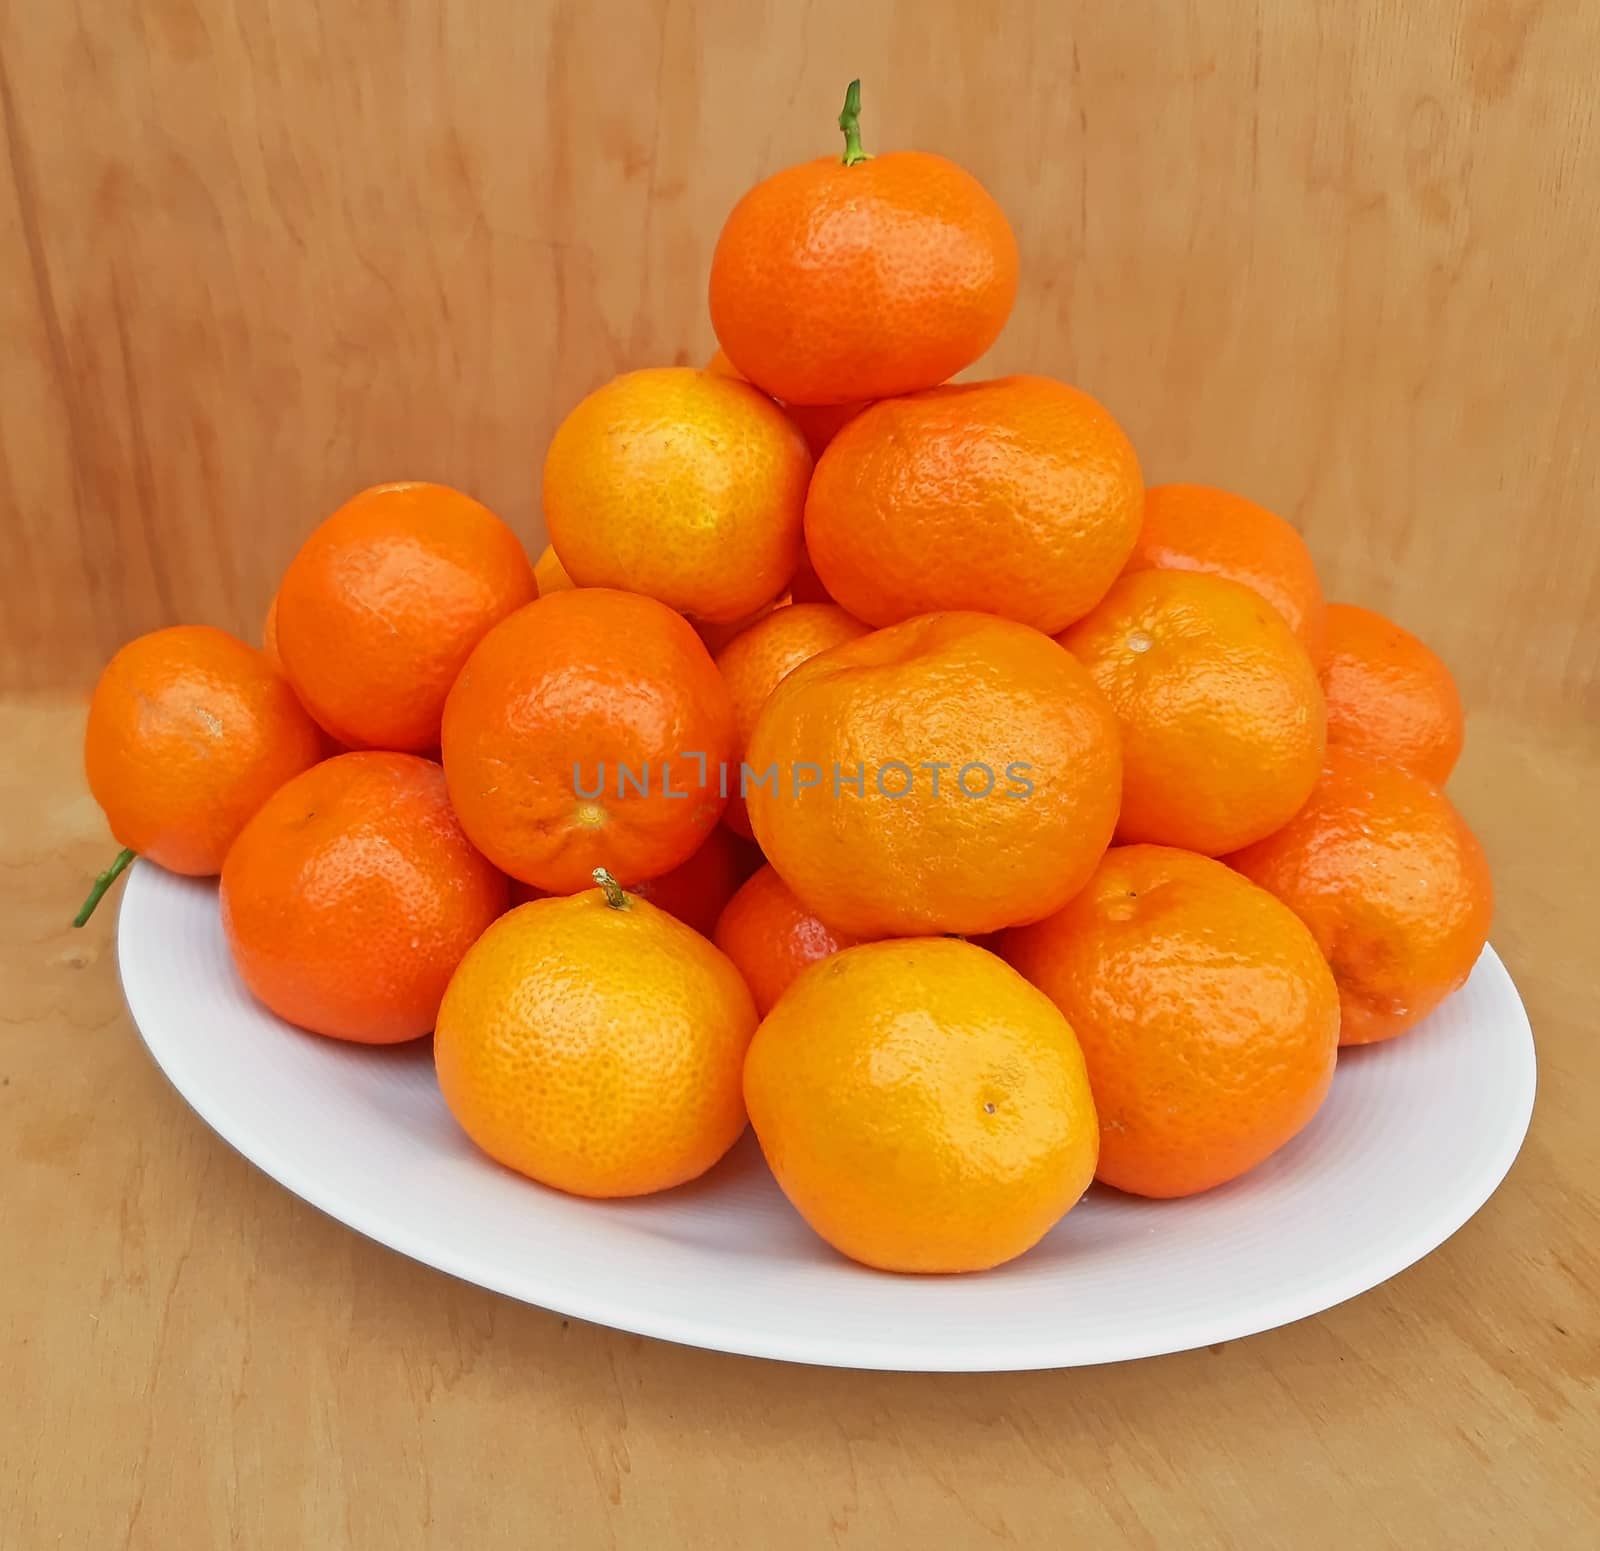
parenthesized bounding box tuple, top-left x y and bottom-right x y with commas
(1062, 570, 1326, 856)
(1320, 603, 1465, 784)
(84, 626, 323, 875)
(706, 348, 866, 458)
(715, 602, 871, 836)
(533, 545, 576, 596)
(1123, 483, 1328, 661)
(744, 612, 1122, 938)
(276, 482, 536, 752)
(219, 753, 508, 1044)
(710, 152, 1018, 406)
(744, 938, 1098, 1273)
(1000, 846, 1340, 1199)
(712, 864, 865, 1015)
(1227, 750, 1493, 1045)
(542, 368, 811, 624)
(805, 377, 1143, 633)
(434, 889, 758, 1198)
(441, 589, 736, 894)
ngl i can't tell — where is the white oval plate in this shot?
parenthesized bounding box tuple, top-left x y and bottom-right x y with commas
(117, 861, 1535, 1371)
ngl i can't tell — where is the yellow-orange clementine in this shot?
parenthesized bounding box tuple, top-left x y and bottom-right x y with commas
(805, 377, 1143, 632)
(276, 482, 536, 751)
(261, 590, 285, 675)
(745, 612, 1121, 938)
(710, 82, 1018, 405)
(1321, 602, 1465, 784)
(83, 626, 323, 884)
(1062, 570, 1325, 855)
(1228, 749, 1493, 1045)
(712, 864, 864, 1014)
(715, 602, 870, 836)
(744, 938, 1098, 1273)
(534, 544, 576, 596)
(435, 874, 758, 1197)
(1000, 846, 1340, 1198)
(542, 367, 810, 625)
(220, 753, 507, 1043)
(441, 589, 736, 893)
(1124, 483, 1327, 661)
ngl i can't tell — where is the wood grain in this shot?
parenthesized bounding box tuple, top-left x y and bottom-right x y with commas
(3, 696, 1597, 1547)
(2, 1, 1598, 721)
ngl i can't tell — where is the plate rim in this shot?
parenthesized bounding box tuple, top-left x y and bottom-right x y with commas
(116, 862, 1538, 1372)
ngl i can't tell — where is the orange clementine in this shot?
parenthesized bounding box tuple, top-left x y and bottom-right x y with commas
(1320, 602, 1465, 784)
(744, 938, 1098, 1273)
(1123, 483, 1327, 661)
(1062, 570, 1325, 855)
(745, 612, 1121, 938)
(712, 864, 864, 1014)
(632, 825, 762, 935)
(81, 626, 323, 906)
(276, 482, 536, 752)
(693, 593, 788, 657)
(219, 753, 507, 1043)
(505, 826, 759, 936)
(441, 589, 736, 893)
(715, 602, 870, 837)
(1000, 846, 1340, 1198)
(706, 348, 867, 460)
(542, 367, 810, 625)
(1228, 749, 1493, 1045)
(435, 872, 758, 1197)
(710, 81, 1018, 405)
(805, 376, 1143, 633)
(534, 544, 576, 596)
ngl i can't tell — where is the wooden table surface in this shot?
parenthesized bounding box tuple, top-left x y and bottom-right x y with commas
(2, 694, 1596, 1548)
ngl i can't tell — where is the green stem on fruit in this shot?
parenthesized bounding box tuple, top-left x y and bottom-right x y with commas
(74, 848, 135, 928)
(592, 867, 630, 910)
(838, 78, 871, 166)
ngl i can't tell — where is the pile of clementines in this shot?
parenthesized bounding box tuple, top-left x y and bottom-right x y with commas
(79, 85, 1491, 1276)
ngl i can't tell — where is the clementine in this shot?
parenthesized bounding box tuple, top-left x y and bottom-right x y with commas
(693, 593, 788, 657)
(503, 825, 760, 934)
(79, 626, 323, 920)
(710, 81, 1018, 405)
(712, 864, 864, 1015)
(435, 871, 757, 1197)
(219, 752, 507, 1043)
(1123, 483, 1327, 661)
(1062, 570, 1325, 855)
(542, 367, 810, 625)
(705, 348, 866, 460)
(805, 376, 1143, 633)
(534, 544, 576, 596)
(1000, 846, 1340, 1198)
(1227, 749, 1493, 1045)
(261, 590, 285, 675)
(745, 612, 1121, 938)
(744, 938, 1098, 1273)
(276, 482, 536, 752)
(715, 602, 870, 836)
(1320, 602, 1464, 784)
(441, 589, 736, 893)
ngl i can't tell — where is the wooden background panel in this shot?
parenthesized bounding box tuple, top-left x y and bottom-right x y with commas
(2, 0, 1598, 717)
